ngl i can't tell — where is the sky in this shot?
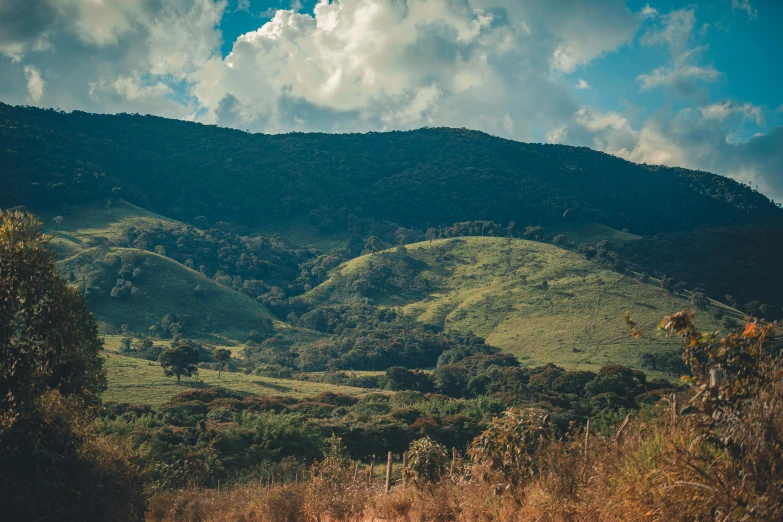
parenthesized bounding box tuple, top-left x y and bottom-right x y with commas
(1, 0, 781, 203)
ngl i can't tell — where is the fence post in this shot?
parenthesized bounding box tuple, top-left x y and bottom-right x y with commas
(352, 462, 359, 486)
(385, 451, 393, 494)
(402, 451, 408, 488)
(584, 418, 591, 457)
(615, 414, 631, 446)
(368, 458, 375, 485)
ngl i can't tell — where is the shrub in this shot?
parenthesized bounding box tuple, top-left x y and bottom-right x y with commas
(407, 436, 449, 485)
(468, 408, 553, 488)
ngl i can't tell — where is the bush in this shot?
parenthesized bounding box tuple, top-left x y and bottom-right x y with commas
(407, 436, 449, 485)
(468, 408, 553, 488)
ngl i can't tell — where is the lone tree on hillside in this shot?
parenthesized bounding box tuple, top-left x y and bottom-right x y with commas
(523, 225, 544, 240)
(160, 342, 199, 382)
(215, 348, 231, 379)
(365, 236, 381, 255)
(425, 228, 438, 245)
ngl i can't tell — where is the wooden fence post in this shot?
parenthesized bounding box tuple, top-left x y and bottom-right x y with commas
(450, 447, 459, 475)
(402, 451, 408, 488)
(368, 458, 375, 485)
(385, 452, 393, 494)
(615, 414, 631, 447)
(352, 462, 359, 486)
(584, 418, 591, 457)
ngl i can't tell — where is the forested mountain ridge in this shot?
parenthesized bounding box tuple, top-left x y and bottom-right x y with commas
(2, 102, 781, 236)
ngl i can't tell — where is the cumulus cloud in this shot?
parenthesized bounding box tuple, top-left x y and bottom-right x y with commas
(700, 101, 763, 126)
(0, 0, 225, 117)
(23, 65, 43, 103)
(549, 103, 783, 203)
(575, 78, 590, 90)
(731, 0, 758, 20)
(0, 0, 639, 137)
(637, 8, 721, 95)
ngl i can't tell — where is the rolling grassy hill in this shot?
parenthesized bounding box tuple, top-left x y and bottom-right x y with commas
(307, 237, 738, 372)
(59, 247, 276, 340)
(47, 201, 280, 341)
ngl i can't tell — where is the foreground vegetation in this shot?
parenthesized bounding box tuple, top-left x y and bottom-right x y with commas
(146, 312, 783, 522)
(3, 203, 783, 521)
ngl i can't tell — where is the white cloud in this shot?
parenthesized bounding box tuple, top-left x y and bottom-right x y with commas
(23, 65, 43, 103)
(191, 0, 637, 135)
(553, 103, 782, 202)
(637, 51, 721, 91)
(640, 4, 657, 18)
(700, 100, 763, 126)
(637, 8, 721, 94)
(575, 78, 590, 90)
(731, 0, 758, 20)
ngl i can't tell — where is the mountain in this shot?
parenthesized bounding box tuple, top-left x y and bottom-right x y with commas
(2, 102, 781, 237)
(1, 103, 778, 370)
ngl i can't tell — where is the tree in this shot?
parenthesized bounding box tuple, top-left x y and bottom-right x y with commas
(689, 291, 708, 310)
(0, 211, 143, 520)
(507, 221, 519, 238)
(523, 225, 544, 240)
(744, 300, 763, 319)
(425, 227, 437, 245)
(407, 437, 449, 485)
(1, 210, 106, 427)
(160, 342, 199, 382)
(364, 236, 381, 255)
(469, 408, 553, 488)
(215, 348, 231, 379)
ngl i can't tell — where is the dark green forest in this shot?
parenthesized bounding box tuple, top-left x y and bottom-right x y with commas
(2, 102, 781, 236)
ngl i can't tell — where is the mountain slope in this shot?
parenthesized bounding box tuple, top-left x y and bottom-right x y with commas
(307, 237, 737, 372)
(2, 102, 781, 236)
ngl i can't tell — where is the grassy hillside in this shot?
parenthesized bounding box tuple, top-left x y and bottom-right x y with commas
(103, 352, 372, 405)
(42, 201, 320, 343)
(58, 247, 276, 340)
(308, 237, 737, 372)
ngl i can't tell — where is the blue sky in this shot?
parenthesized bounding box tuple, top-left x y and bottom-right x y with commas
(0, 0, 781, 201)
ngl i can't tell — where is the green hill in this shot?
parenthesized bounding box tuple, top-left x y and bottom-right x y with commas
(58, 247, 275, 341)
(42, 200, 324, 342)
(307, 237, 738, 372)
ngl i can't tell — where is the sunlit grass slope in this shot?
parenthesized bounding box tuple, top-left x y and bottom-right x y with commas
(42, 201, 281, 342)
(309, 237, 737, 372)
(57, 247, 275, 340)
(41, 200, 183, 257)
(102, 352, 372, 406)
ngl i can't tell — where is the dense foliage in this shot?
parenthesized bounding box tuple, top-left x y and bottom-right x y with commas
(2, 103, 780, 237)
(621, 226, 783, 319)
(0, 211, 143, 521)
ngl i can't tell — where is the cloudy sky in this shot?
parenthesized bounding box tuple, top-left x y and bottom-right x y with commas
(1, 0, 781, 202)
